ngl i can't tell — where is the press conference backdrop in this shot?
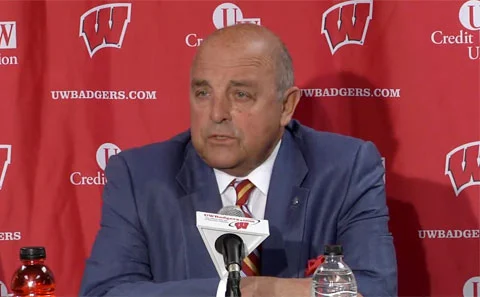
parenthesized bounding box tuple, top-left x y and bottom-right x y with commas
(0, 1, 478, 296)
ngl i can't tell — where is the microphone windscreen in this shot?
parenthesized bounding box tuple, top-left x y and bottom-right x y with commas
(218, 206, 245, 218)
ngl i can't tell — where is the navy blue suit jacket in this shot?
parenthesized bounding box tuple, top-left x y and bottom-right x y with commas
(80, 120, 397, 297)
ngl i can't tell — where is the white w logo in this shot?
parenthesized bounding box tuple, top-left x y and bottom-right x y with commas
(0, 21, 17, 49)
(0, 145, 12, 190)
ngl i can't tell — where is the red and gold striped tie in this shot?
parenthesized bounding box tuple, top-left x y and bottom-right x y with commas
(233, 179, 261, 276)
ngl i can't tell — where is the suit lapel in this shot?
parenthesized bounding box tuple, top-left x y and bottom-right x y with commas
(176, 142, 223, 214)
(262, 127, 310, 277)
(176, 142, 223, 278)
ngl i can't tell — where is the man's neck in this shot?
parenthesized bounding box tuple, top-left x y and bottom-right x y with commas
(219, 137, 282, 177)
(213, 138, 282, 197)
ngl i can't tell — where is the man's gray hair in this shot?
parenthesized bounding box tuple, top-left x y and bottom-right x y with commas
(275, 42, 294, 101)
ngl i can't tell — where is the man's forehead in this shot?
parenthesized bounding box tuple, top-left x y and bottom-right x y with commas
(190, 78, 259, 88)
(191, 52, 275, 78)
(193, 59, 271, 71)
(190, 64, 270, 85)
(193, 37, 275, 65)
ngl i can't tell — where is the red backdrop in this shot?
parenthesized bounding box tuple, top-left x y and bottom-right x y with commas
(0, 1, 479, 296)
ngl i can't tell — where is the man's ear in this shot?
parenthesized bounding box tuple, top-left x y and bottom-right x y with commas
(280, 86, 301, 126)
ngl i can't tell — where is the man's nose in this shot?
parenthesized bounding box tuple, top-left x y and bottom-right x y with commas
(209, 96, 231, 123)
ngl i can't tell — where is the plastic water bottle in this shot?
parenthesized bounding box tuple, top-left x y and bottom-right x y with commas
(10, 247, 55, 297)
(311, 245, 357, 297)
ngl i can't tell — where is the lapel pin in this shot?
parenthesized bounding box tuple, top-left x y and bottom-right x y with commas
(292, 197, 300, 206)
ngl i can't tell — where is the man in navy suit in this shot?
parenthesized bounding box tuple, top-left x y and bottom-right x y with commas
(80, 24, 397, 297)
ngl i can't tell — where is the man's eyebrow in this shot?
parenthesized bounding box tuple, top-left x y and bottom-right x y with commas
(229, 80, 258, 88)
(191, 79, 211, 88)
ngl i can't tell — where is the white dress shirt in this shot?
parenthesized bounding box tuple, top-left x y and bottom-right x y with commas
(213, 139, 281, 219)
(214, 140, 281, 296)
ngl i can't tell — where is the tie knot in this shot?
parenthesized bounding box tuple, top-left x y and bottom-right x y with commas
(232, 179, 255, 206)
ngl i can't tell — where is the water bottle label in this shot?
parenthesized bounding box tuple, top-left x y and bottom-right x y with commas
(314, 290, 357, 297)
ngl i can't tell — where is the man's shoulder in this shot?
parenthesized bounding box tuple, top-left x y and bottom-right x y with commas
(289, 120, 367, 155)
(115, 130, 192, 173)
(287, 120, 381, 173)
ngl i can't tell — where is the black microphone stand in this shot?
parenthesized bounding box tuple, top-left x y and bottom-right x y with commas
(215, 234, 245, 297)
(226, 269, 241, 297)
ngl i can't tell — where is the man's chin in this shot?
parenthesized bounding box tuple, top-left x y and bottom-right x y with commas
(196, 145, 244, 172)
(203, 159, 238, 171)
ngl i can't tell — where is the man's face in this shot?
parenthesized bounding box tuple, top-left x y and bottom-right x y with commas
(189, 40, 285, 177)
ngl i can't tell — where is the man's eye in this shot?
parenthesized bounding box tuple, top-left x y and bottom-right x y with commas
(235, 91, 250, 99)
(195, 90, 209, 97)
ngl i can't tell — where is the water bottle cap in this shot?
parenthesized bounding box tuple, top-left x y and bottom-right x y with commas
(324, 244, 343, 255)
(20, 247, 46, 260)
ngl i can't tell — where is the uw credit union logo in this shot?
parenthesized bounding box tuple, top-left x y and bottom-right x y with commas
(463, 276, 480, 297)
(459, 0, 480, 31)
(0, 21, 19, 65)
(430, 0, 479, 60)
(70, 143, 121, 186)
(0, 21, 16, 49)
(212, 2, 261, 29)
(185, 2, 261, 47)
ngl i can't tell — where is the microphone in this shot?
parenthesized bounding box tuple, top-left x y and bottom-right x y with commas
(218, 205, 245, 217)
(215, 207, 245, 297)
(196, 206, 270, 293)
(215, 206, 246, 274)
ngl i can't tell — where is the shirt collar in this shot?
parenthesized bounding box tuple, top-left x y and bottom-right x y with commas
(213, 140, 282, 196)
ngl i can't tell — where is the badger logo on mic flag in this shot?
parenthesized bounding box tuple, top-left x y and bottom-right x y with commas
(196, 211, 269, 278)
(79, 3, 132, 58)
(234, 222, 249, 230)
